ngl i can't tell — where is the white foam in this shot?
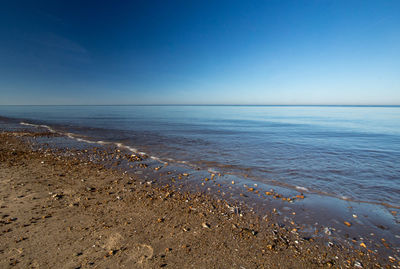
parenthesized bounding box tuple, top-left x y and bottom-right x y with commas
(97, 140, 110, 145)
(125, 146, 138, 153)
(19, 121, 181, 168)
(207, 168, 218, 173)
(296, 186, 309, 192)
(20, 122, 56, 133)
(20, 122, 35, 127)
(115, 143, 139, 153)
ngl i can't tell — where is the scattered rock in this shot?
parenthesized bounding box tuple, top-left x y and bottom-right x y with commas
(201, 222, 210, 229)
(354, 260, 363, 268)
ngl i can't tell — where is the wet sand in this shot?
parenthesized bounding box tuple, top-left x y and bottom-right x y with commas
(0, 131, 397, 268)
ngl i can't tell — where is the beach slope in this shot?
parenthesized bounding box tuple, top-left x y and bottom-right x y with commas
(0, 132, 381, 268)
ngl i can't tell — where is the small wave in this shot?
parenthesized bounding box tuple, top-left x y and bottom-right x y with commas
(115, 143, 139, 153)
(19, 121, 175, 166)
(295, 186, 309, 192)
(96, 140, 111, 145)
(20, 122, 56, 133)
(150, 156, 169, 164)
(207, 168, 218, 173)
(20, 121, 145, 154)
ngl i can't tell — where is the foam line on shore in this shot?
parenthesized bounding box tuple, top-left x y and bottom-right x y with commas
(20, 122, 56, 133)
(20, 121, 169, 165)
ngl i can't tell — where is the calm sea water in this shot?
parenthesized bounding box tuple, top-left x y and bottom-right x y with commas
(1, 105, 399, 208)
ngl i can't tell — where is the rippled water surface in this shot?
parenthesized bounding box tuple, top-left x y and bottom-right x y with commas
(1, 105, 399, 207)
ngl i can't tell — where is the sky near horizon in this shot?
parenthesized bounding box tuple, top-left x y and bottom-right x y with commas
(0, 1, 399, 105)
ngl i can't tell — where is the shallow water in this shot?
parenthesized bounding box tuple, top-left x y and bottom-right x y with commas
(1, 105, 399, 208)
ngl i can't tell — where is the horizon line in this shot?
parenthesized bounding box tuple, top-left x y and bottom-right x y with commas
(0, 104, 399, 107)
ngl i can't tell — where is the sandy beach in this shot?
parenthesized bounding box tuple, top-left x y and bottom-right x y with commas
(0, 130, 394, 268)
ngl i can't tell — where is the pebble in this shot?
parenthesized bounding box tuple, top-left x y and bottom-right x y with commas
(324, 227, 332, 235)
(52, 193, 63, 200)
(202, 222, 210, 229)
(354, 260, 363, 268)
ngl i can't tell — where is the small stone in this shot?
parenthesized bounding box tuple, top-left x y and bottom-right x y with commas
(324, 227, 332, 235)
(86, 187, 96, 192)
(52, 193, 63, 200)
(344, 221, 352, 227)
(354, 260, 363, 268)
(201, 222, 210, 229)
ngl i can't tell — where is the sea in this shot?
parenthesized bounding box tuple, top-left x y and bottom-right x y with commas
(0, 105, 399, 210)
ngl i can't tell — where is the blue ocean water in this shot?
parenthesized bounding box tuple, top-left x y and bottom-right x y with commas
(1, 105, 399, 208)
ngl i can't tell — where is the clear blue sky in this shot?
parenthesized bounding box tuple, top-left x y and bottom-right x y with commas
(0, 0, 399, 105)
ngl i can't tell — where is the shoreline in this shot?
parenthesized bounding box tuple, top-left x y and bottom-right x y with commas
(0, 130, 398, 267)
(1, 117, 399, 254)
(1, 115, 399, 210)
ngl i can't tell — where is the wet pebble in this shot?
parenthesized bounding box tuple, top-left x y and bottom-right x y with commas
(354, 260, 363, 268)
